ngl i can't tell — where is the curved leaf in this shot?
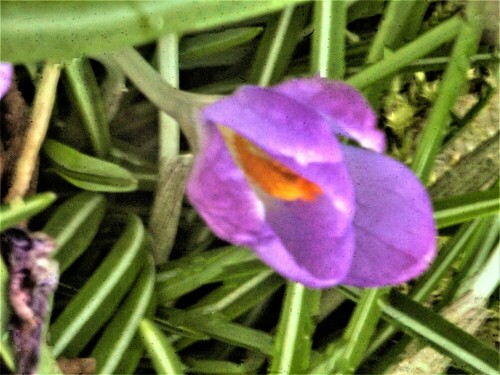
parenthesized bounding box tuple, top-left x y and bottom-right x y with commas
(43, 192, 107, 272)
(50, 214, 146, 356)
(0, 192, 57, 231)
(139, 318, 186, 375)
(43, 139, 138, 192)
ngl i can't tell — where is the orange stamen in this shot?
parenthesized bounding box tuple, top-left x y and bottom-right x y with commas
(218, 126, 322, 202)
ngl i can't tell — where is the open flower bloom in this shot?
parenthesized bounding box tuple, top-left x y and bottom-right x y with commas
(187, 77, 436, 288)
(0, 63, 13, 99)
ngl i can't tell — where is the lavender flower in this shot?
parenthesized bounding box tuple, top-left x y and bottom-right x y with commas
(187, 77, 436, 288)
(0, 63, 13, 98)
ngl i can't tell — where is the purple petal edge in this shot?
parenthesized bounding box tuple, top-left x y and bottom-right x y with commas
(0, 63, 13, 99)
(340, 145, 437, 287)
(273, 77, 386, 153)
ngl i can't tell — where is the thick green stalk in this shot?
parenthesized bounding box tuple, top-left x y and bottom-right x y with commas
(311, 0, 347, 78)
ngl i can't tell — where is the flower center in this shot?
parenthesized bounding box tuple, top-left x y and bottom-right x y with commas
(218, 125, 322, 202)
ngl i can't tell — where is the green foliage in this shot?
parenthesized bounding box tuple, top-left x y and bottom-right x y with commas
(43, 139, 138, 192)
(0, 192, 57, 231)
(1, 1, 498, 374)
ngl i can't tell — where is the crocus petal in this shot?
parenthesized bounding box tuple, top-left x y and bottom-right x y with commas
(0, 63, 13, 99)
(203, 85, 343, 165)
(273, 77, 385, 152)
(340, 145, 437, 287)
(187, 125, 355, 287)
(190, 86, 363, 288)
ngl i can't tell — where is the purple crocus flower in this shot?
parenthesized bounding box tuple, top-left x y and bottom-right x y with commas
(0, 63, 13, 99)
(187, 77, 436, 288)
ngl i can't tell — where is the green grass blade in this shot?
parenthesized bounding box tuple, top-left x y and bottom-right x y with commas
(43, 139, 138, 192)
(64, 57, 111, 158)
(139, 318, 186, 375)
(44, 192, 107, 272)
(156, 307, 275, 356)
(411, 3, 483, 183)
(311, 0, 347, 78)
(0, 192, 57, 231)
(92, 258, 155, 374)
(50, 214, 146, 356)
(114, 336, 144, 375)
(347, 15, 462, 90)
(180, 27, 263, 62)
(155, 246, 255, 303)
(248, 5, 309, 86)
(37, 344, 62, 375)
(433, 188, 500, 228)
(338, 287, 498, 375)
(0, 258, 15, 371)
(384, 290, 498, 375)
(334, 288, 388, 374)
(192, 270, 283, 319)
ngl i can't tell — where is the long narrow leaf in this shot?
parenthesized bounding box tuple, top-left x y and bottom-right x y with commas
(43, 139, 138, 192)
(44, 192, 107, 272)
(50, 214, 146, 356)
(92, 258, 155, 374)
(139, 318, 186, 375)
(433, 188, 500, 228)
(338, 287, 498, 375)
(64, 58, 112, 157)
(156, 307, 275, 356)
(0, 192, 57, 231)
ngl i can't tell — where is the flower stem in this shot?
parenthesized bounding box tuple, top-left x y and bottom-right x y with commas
(157, 33, 180, 161)
(107, 47, 220, 152)
(311, 0, 347, 79)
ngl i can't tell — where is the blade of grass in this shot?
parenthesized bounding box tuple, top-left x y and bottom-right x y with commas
(347, 15, 462, 90)
(157, 33, 180, 162)
(156, 307, 275, 356)
(433, 188, 500, 228)
(411, 2, 483, 183)
(43, 139, 138, 192)
(337, 287, 498, 375)
(50, 214, 146, 356)
(311, 0, 347, 78)
(64, 57, 112, 158)
(365, 0, 417, 63)
(180, 27, 263, 62)
(435, 217, 497, 308)
(155, 246, 255, 303)
(92, 257, 155, 374)
(0, 192, 57, 231)
(248, 5, 309, 86)
(173, 271, 282, 351)
(139, 318, 186, 375)
(0, 258, 15, 371)
(44, 192, 107, 272)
